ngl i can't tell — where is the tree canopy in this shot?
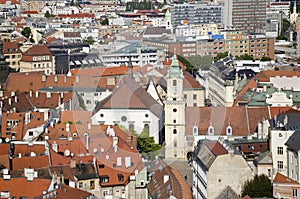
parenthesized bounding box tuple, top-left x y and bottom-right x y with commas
(137, 127, 162, 160)
(214, 52, 230, 62)
(21, 27, 32, 38)
(241, 174, 273, 198)
(186, 55, 213, 71)
(126, 0, 152, 11)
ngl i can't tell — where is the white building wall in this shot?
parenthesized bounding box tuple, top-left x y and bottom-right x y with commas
(91, 109, 160, 143)
(271, 130, 295, 177)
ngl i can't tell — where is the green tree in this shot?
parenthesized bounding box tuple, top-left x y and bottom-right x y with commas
(83, 36, 94, 45)
(260, 56, 272, 61)
(100, 18, 109, 26)
(282, 19, 291, 35)
(241, 175, 273, 198)
(137, 136, 162, 160)
(176, 54, 197, 76)
(45, 11, 51, 18)
(236, 54, 254, 61)
(214, 52, 229, 62)
(21, 27, 32, 38)
(276, 34, 287, 40)
(187, 55, 213, 71)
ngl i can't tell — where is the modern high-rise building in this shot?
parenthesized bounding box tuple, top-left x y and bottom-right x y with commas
(170, 3, 223, 28)
(224, 0, 267, 34)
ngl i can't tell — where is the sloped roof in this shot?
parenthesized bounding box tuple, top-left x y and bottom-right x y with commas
(0, 178, 51, 199)
(183, 71, 202, 89)
(94, 77, 163, 117)
(3, 41, 21, 54)
(254, 151, 272, 165)
(147, 158, 192, 199)
(285, 130, 300, 152)
(194, 140, 227, 170)
(216, 186, 239, 199)
(20, 44, 52, 62)
(185, 106, 270, 136)
(144, 27, 172, 35)
(274, 172, 300, 184)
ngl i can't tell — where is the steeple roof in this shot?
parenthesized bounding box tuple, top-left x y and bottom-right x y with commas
(166, 54, 183, 78)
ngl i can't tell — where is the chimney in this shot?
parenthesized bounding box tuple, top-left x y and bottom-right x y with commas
(0, 90, 3, 97)
(64, 75, 67, 83)
(70, 158, 76, 168)
(8, 98, 12, 105)
(163, 175, 169, 183)
(29, 90, 32, 98)
(14, 96, 17, 103)
(113, 136, 118, 147)
(54, 75, 58, 82)
(35, 91, 39, 98)
(67, 123, 72, 141)
(0, 101, 3, 107)
(11, 91, 15, 97)
(52, 141, 58, 153)
(87, 122, 91, 130)
(42, 74, 46, 82)
(84, 133, 89, 151)
(76, 75, 79, 83)
(46, 92, 51, 99)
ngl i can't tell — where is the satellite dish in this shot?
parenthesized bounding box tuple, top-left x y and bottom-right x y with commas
(5, 138, 10, 143)
(71, 153, 75, 157)
(100, 148, 104, 153)
(93, 148, 98, 153)
(64, 149, 70, 157)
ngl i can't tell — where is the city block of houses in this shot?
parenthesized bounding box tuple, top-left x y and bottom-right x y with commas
(1, 0, 300, 198)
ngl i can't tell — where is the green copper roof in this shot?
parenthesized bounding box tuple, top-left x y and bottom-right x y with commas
(165, 9, 171, 19)
(166, 54, 183, 78)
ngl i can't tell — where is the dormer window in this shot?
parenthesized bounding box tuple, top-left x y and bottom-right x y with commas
(118, 174, 124, 182)
(208, 125, 214, 136)
(100, 175, 109, 183)
(226, 124, 232, 136)
(193, 123, 198, 136)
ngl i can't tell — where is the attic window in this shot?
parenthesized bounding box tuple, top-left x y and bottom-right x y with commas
(99, 164, 105, 169)
(226, 125, 232, 136)
(208, 125, 214, 136)
(118, 174, 124, 182)
(100, 114, 104, 117)
(100, 175, 109, 183)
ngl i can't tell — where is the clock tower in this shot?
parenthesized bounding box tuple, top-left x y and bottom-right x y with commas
(164, 54, 186, 159)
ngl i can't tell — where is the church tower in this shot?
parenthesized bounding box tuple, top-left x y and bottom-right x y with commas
(164, 8, 173, 33)
(290, 0, 298, 24)
(164, 54, 186, 159)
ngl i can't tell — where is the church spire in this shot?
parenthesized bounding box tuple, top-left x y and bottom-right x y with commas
(166, 52, 183, 78)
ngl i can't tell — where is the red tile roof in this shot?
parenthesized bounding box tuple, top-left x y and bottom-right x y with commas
(20, 44, 52, 62)
(204, 141, 228, 156)
(22, 11, 38, 14)
(2, 41, 21, 54)
(186, 106, 270, 136)
(183, 71, 202, 89)
(12, 156, 50, 170)
(70, 66, 139, 77)
(58, 13, 95, 19)
(148, 158, 192, 199)
(274, 172, 300, 184)
(0, 0, 20, 4)
(94, 77, 163, 117)
(0, 178, 51, 199)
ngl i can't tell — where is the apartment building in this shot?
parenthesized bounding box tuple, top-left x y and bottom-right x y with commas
(3, 41, 22, 71)
(224, 0, 267, 33)
(171, 3, 223, 27)
(142, 37, 197, 57)
(269, 1, 291, 18)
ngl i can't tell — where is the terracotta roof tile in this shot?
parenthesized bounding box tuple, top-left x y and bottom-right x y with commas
(274, 172, 300, 184)
(148, 158, 192, 199)
(0, 0, 20, 4)
(204, 141, 228, 156)
(183, 71, 202, 89)
(20, 44, 52, 62)
(0, 178, 51, 199)
(186, 106, 270, 136)
(12, 156, 50, 170)
(93, 77, 163, 117)
(2, 41, 21, 54)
